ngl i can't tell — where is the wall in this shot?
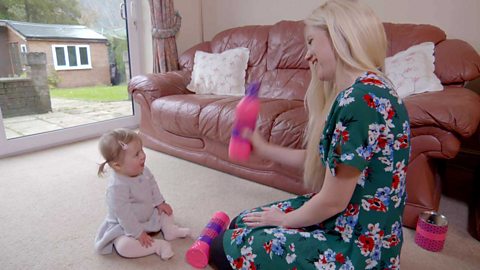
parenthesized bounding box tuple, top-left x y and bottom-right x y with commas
(139, 0, 480, 73)
(0, 53, 51, 117)
(171, 0, 203, 57)
(200, 0, 480, 52)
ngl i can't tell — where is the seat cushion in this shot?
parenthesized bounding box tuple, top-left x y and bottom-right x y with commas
(151, 94, 306, 146)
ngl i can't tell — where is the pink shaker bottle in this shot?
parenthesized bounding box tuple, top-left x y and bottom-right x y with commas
(228, 82, 260, 161)
(185, 211, 230, 268)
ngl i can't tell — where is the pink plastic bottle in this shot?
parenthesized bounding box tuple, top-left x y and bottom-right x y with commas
(185, 211, 230, 268)
(228, 82, 260, 161)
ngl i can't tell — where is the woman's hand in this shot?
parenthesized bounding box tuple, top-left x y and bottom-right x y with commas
(242, 207, 286, 228)
(242, 128, 306, 168)
(137, 231, 153, 247)
(157, 202, 173, 216)
(242, 128, 268, 156)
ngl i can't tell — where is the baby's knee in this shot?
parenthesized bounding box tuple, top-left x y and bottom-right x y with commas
(113, 236, 138, 257)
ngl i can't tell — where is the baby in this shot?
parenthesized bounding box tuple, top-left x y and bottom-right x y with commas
(94, 128, 190, 259)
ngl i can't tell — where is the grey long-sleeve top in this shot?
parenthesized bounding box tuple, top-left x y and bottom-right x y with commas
(106, 167, 165, 238)
(94, 166, 166, 254)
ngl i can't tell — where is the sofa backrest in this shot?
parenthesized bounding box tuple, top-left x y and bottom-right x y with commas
(179, 20, 480, 99)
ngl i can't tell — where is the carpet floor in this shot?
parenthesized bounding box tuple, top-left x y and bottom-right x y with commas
(0, 137, 479, 269)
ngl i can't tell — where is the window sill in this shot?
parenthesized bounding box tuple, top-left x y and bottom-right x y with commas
(54, 66, 93, 71)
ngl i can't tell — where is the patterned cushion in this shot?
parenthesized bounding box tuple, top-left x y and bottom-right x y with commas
(187, 47, 249, 96)
(385, 42, 443, 98)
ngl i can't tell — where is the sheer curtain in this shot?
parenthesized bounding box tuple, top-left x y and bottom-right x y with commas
(149, 0, 182, 73)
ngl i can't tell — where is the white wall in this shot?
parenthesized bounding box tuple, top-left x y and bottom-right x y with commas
(140, 0, 480, 73)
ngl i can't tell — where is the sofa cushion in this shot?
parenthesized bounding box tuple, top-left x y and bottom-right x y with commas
(385, 42, 443, 98)
(267, 20, 309, 71)
(260, 69, 310, 100)
(255, 99, 305, 144)
(210, 25, 269, 71)
(259, 20, 310, 100)
(187, 47, 250, 96)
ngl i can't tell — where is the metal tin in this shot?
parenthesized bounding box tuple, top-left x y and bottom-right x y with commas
(414, 211, 448, 252)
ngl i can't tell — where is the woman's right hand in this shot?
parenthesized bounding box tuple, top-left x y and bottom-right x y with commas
(137, 231, 153, 247)
(242, 128, 267, 156)
(243, 127, 306, 168)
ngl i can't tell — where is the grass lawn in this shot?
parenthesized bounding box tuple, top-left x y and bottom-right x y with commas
(50, 85, 129, 102)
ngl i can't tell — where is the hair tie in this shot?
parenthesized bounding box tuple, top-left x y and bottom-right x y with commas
(118, 141, 128, 150)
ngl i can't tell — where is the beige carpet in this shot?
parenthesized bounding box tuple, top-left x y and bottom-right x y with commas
(0, 137, 479, 270)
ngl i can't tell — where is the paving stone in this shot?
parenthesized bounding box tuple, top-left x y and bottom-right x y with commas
(2, 98, 133, 139)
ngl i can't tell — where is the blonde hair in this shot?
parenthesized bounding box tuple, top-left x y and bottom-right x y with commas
(97, 128, 141, 176)
(303, 0, 387, 191)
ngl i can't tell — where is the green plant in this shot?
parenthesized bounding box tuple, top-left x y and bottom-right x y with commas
(47, 70, 61, 88)
(108, 36, 128, 84)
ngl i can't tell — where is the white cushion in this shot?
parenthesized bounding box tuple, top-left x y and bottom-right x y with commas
(384, 42, 443, 98)
(187, 47, 250, 96)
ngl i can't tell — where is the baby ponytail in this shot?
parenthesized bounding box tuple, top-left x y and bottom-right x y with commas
(97, 161, 109, 177)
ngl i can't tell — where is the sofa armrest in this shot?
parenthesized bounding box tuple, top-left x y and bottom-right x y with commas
(434, 39, 480, 84)
(128, 70, 193, 106)
(404, 87, 480, 138)
(410, 126, 461, 160)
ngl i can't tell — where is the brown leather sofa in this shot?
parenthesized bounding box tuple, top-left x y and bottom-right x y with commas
(128, 21, 480, 228)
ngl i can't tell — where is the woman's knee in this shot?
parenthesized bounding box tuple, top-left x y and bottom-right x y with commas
(229, 216, 239, 229)
(209, 232, 231, 269)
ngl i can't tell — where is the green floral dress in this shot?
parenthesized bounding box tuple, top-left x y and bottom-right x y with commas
(222, 72, 411, 270)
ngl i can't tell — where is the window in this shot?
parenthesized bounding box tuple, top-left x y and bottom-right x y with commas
(52, 45, 91, 70)
(20, 44, 27, 53)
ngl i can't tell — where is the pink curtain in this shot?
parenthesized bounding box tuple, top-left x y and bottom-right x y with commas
(149, 0, 181, 73)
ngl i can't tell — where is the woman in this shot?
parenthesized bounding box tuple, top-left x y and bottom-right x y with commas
(210, 0, 410, 269)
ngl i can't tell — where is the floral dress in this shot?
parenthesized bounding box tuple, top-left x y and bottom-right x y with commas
(222, 72, 411, 270)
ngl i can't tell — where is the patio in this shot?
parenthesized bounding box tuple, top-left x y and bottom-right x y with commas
(2, 98, 133, 139)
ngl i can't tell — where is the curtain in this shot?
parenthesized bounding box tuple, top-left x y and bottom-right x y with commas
(149, 0, 182, 73)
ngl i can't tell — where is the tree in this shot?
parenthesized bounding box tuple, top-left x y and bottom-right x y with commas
(0, 0, 16, 19)
(0, 0, 81, 25)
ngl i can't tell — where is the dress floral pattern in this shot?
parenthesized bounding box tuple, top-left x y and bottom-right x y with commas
(222, 72, 411, 270)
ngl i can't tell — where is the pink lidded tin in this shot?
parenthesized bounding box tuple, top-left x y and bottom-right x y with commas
(414, 211, 448, 252)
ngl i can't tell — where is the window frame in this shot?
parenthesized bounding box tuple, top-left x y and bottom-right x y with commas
(52, 44, 92, 70)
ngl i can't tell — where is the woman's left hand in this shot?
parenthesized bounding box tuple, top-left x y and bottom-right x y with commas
(242, 207, 286, 227)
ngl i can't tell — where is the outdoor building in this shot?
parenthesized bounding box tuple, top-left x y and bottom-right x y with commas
(0, 19, 110, 88)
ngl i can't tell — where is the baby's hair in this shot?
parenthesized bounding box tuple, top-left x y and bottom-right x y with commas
(97, 128, 141, 176)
